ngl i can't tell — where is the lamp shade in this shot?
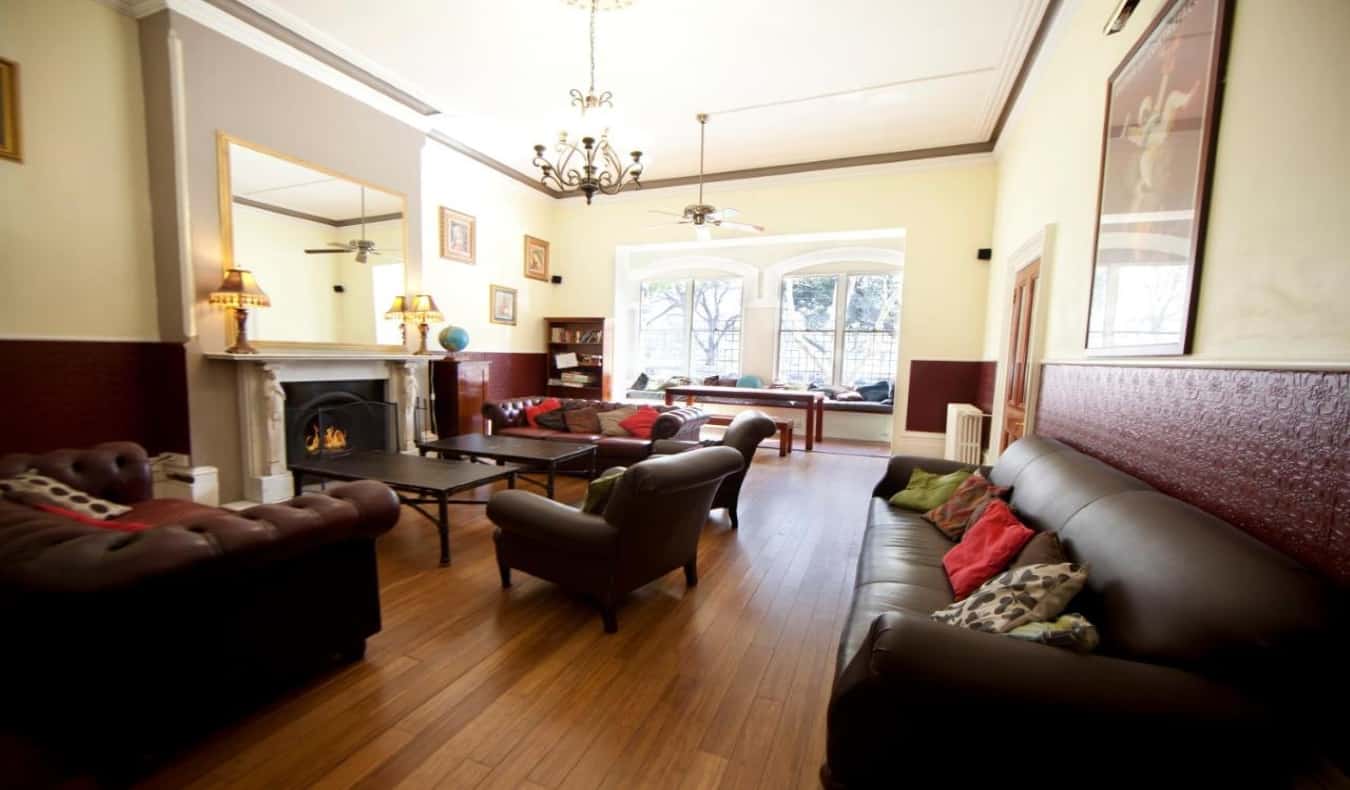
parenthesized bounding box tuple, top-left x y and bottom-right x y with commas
(384, 295, 409, 320)
(209, 268, 271, 309)
(407, 293, 443, 323)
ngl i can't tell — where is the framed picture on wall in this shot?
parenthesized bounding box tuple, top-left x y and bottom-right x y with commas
(439, 207, 475, 263)
(0, 59, 21, 163)
(1085, 0, 1231, 356)
(523, 235, 549, 282)
(489, 284, 517, 326)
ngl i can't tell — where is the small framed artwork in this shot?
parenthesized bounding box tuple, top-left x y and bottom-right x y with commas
(523, 235, 550, 282)
(0, 59, 20, 163)
(1085, 0, 1231, 356)
(489, 284, 517, 326)
(439, 207, 475, 263)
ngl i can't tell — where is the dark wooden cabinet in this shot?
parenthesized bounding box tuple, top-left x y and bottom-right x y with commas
(544, 317, 614, 401)
(432, 358, 492, 436)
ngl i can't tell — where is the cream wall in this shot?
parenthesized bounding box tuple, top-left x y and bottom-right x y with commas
(0, 0, 157, 340)
(552, 160, 996, 451)
(985, 0, 1350, 445)
(420, 142, 558, 353)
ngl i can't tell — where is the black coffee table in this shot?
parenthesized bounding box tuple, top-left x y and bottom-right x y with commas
(290, 450, 518, 566)
(417, 434, 597, 500)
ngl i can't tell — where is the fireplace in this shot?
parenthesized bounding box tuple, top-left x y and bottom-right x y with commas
(283, 380, 397, 466)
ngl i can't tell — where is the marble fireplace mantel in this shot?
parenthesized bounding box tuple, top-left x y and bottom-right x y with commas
(208, 352, 439, 503)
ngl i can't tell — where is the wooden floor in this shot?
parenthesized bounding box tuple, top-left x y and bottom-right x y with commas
(141, 449, 885, 790)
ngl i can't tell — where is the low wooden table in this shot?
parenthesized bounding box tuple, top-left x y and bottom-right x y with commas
(290, 450, 518, 567)
(417, 434, 597, 500)
(705, 413, 794, 457)
(664, 385, 825, 451)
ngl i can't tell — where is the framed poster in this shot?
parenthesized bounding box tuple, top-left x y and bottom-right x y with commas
(438, 207, 475, 263)
(523, 235, 549, 282)
(0, 59, 20, 163)
(1085, 0, 1231, 356)
(489, 284, 517, 326)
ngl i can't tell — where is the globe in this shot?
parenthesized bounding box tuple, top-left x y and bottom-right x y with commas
(438, 325, 470, 354)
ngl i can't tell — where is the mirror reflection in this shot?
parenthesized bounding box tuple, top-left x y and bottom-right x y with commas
(227, 141, 406, 347)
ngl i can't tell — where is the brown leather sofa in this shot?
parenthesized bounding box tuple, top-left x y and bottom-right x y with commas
(824, 436, 1345, 788)
(483, 397, 709, 469)
(487, 446, 743, 632)
(652, 409, 777, 528)
(0, 442, 401, 777)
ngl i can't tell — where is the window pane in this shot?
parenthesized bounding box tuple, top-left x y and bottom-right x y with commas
(777, 275, 838, 386)
(639, 279, 690, 380)
(841, 273, 901, 386)
(690, 278, 742, 379)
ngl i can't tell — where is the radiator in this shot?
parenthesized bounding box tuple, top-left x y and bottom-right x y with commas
(943, 403, 985, 465)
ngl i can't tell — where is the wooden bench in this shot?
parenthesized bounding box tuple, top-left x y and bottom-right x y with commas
(706, 413, 794, 457)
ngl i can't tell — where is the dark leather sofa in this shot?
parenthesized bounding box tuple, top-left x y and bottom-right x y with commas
(483, 397, 709, 468)
(0, 442, 401, 776)
(488, 446, 743, 632)
(824, 436, 1345, 788)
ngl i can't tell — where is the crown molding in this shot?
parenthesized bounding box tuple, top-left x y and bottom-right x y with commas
(93, 0, 169, 18)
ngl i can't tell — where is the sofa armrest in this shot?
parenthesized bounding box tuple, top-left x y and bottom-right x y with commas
(827, 611, 1263, 785)
(487, 489, 617, 554)
(650, 439, 701, 456)
(0, 442, 153, 504)
(871, 455, 990, 500)
(653, 407, 709, 441)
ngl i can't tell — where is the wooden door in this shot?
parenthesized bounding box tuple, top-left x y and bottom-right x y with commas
(1001, 259, 1039, 450)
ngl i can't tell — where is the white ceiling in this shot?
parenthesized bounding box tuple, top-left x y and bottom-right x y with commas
(248, 0, 1050, 184)
(229, 143, 404, 220)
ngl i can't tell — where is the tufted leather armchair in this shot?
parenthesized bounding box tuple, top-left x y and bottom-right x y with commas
(482, 397, 710, 468)
(651, 410, 777, 528)
(487, 446, 743, 632)
(0, 442, 401, 775)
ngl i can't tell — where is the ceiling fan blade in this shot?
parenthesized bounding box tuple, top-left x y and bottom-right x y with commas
(717, 221, 765, 234)
(305, 248, 349, 254)
(328, 242, 352, 249)
(714, 207, 739, 219)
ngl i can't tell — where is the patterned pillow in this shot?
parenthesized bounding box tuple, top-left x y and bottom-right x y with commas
(923, 472, 1009, 540)
(581, 467, 625, 514)
(1007, 614, 1100, 652)
(931, 562, 1088, 634)
(0, 471, 131, 520)
(535, 408, 568, 432)
(596, 407, 637, 437)
(889, 467, 974, 511)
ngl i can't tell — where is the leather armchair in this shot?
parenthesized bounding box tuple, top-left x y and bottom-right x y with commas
(488, 446, 743, 632)
(652, 409, 776, 527)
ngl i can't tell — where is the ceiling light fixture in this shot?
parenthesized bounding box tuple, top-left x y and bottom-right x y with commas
(531, 0, 643, 204)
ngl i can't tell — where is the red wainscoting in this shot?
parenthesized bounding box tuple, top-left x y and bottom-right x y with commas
(0, 340, 191, 456)
(906, 360, 998, 433)
(1035, 363, 1350, 584)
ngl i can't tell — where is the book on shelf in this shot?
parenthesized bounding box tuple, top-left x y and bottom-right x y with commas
(550, 327, 604, 344)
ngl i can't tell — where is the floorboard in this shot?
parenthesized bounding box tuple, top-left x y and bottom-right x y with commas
(141, 449, 885, 789)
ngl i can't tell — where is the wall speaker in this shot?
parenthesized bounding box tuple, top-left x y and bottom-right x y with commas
(977, 248, 992, 261)
(333, 284, 346, 293)
(551, 275, 563, 284)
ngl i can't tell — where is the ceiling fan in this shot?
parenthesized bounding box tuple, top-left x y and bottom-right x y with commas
(649, 113, 765, 241)
(304, 186, 389, 263)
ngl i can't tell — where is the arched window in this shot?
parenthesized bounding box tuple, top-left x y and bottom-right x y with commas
(638, 276, 743, 380)
(776, 272, 900, 387)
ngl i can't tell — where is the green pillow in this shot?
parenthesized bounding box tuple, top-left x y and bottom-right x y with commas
(581, 467, 626, 514)
(888, 467, 974, 511)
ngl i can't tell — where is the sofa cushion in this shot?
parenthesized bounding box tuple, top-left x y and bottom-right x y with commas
(619, 406, 662, 439)
(838, 580, 953, 673)
(581, 467, 625, 514)
(889, 468, 973, 512)
(597, 407, 637, 436)
(990, 437, 1151, 533)
(923, 472, 1008, 541)
(1012, 531, 1066, 568)
(118, 498, 225, 527)
(0, 472, 131, 519)
(564, 407, 603, 434)
(932, 562, 1088, 633)
(1007, 613, 1101, 653)
(524, 398, 562, 428)
(856, 500, 952, 586)
(942, 500, 1034, 599)
(535, 408, 568, 432)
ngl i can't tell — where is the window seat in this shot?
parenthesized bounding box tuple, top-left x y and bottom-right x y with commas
(625, 389, 893, 414)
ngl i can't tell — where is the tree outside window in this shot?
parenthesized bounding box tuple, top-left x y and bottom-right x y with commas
(776, 272, 901, 387)
(638, 277, 743, 381)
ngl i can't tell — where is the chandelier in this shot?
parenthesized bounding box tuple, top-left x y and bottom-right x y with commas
(531, 0, 643, 204)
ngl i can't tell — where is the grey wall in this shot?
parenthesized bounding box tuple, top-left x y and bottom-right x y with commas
(140, 11, 426, 500)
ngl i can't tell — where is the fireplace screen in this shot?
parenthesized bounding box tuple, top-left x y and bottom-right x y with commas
(285, 387, 397, 466)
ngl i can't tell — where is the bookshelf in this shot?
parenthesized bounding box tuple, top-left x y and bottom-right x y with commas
(544, 316, 614, 401)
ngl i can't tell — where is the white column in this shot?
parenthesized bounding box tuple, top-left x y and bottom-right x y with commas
(238, 361, 295, 503)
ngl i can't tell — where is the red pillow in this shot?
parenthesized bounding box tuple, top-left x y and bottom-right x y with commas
(942, 499, 1034, 599)
(32, 503, 150, 533)
(618, 406, 662, 438)
(524, 398, 562, 428)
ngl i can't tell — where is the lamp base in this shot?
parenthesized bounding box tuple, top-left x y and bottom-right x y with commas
(226, 308, 259, 354)
(415, 322, 432, 355)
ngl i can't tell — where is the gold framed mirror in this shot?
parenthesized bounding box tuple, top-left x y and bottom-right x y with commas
(216, 132, 410, 352)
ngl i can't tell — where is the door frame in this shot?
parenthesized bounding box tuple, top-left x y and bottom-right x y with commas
(991, 224, 1055, 458)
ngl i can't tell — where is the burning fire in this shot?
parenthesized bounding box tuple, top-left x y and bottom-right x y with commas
(305, 423, 348, 454)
